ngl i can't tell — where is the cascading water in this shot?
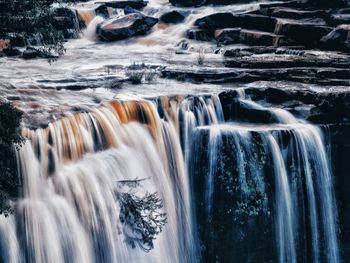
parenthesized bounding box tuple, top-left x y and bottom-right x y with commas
(0, 93, 341, 263)
(188, 93, 340, 263)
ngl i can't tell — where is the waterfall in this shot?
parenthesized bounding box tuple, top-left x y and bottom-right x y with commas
(0, 93, 341, 263)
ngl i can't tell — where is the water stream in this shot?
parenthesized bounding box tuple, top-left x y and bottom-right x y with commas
(0, 93, 341, 263)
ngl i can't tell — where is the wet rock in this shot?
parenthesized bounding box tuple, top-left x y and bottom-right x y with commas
(320, 25, 350, 51)
(170, 0, 254, 7)
(187, 29, 213, 41)
(258, 0, 302, 9)
(239, 29, 285, 46)
(124, 5, 143, 15)
(307, 0, 348, 8)
(176, 39, 189, 51)
(222, 46, 278, 57)
(169, 0, 205, 6)
(215, 28, 286, 46)
(22, 48, 38, 59)
(274, 18, 333, 47)
(222, 48, 350, 69)
(215, 28, 241, 45)
(99, 0, 148, 10)
(264, 7, 328, 20)
(159, 10, 189, 24)
(328, 13, 350, 26)
(95, 4, 109, 18)
(195, 13, 277, 32)
(162, 66, 350, 86)
(3, 48, 20, 57)
(97, 13, 158, 41)
(53, 16, 75, 30)
(53, 7, 78, 30)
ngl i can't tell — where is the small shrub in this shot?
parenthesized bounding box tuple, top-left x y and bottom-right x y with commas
(105, 79, 123, 89)
(144, 69, 158, 83)
(126, 70, 144, 84)
(117, 178, 167, 252)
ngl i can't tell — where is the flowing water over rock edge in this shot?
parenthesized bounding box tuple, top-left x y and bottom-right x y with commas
(0, 91, 348, 263)
(1, 0, 350, 262)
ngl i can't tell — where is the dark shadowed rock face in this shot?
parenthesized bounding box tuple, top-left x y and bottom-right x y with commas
(274, 18, 333, 47)
(159, 10, 189, 24)
(97, 13, 158, 41)
(187, 29, 214, 41)
(320, 24, 350, 51)
(99, 0, 148, 10)
(170, 0, 257, 7)
(308, 0, 348, 8)
(22, 48, 38, 59)
(195, 13, 277, 32)
(216, 28, 286, 46)
(217, 88, 350, 260)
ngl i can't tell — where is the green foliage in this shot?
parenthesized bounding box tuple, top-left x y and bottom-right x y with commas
(0, 101, 23, 216)
(0, 0, 81, 55)
(0, 0, 63, 54)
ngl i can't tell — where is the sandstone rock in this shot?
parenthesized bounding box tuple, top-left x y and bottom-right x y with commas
(274, 18, 333, 47)
(195, 13, 277, 32)
(239, 29, 285, 46)
(215, 28, 241, 45)
(97, 13, 158, 41)
(215, 28, 285, 46)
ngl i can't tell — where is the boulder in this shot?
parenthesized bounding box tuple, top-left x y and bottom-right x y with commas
(187, 29, 214, 41)
(195, 13, 277, 32)
(159, 10, 189, 24)
(99, 0, 148, 10)
(97, 13, 158, 41)
(22, 48, 38, 59)
(320, 25, 350, 48)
